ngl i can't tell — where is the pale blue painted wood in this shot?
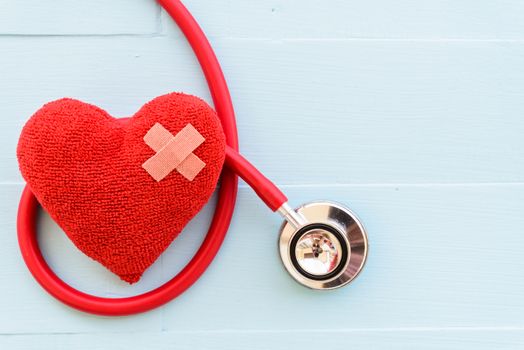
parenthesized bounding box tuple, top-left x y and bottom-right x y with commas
(1, 330, 524, 350)
(1, 0, 524, 348)
(162, 0, 524, 39)
(0, 0, 159, 35)
(2, 0, 524, 38)
(1, 183, 523, 336)
(1, 37, 523, 184)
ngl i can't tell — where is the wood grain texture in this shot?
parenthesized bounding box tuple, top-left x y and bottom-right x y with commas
(162, 0, 524, 39)
(0, 0, 159, 35)
(1, 0, 523, 348)
(1, 37, 523, 184)
(1, 184, 524, 335)
(1, 329, 524, 350)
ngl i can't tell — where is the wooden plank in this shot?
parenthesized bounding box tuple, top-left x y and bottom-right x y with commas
(0, 0, 158, 35)
(1, 37, 523, 184)
(1, 329, 524, 349)
(2, 0, 524, 38)
(163, 183, 524, 331)
(163, 0, 524, 39)
(1, 183, 523, 333)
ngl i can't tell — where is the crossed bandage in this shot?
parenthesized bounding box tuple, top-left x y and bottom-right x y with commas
(142, 122, 206, 182)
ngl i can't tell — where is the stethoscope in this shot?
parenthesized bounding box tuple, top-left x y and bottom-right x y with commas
(17, 0, 368, 316)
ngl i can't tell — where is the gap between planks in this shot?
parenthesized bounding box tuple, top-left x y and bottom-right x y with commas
(2, 326, 524, 337)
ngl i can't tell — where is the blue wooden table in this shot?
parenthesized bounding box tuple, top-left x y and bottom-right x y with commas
(1, 1, 523, 348)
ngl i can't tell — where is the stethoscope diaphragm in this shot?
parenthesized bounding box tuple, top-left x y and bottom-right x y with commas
(278, 201, 368, 290)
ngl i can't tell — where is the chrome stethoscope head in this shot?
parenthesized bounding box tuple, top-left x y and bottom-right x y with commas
(278, 201, 368, 290)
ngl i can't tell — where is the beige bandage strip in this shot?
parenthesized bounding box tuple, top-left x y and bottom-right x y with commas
(144, 124, 206, 181)
(142, 123, 206, 181)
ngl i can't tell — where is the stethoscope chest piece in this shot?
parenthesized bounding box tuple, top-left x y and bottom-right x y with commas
(278, 201, 368, 290)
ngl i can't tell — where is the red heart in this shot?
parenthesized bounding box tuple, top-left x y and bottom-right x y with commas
(17, 93, 226, 283)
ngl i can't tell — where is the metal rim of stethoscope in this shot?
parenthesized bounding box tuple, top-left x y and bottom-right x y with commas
(277, 201, 368, 290)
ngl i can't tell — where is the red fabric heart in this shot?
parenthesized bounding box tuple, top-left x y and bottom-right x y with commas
(17, 93, 226, 283)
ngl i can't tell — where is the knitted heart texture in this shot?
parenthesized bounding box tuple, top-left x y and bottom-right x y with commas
(17, 93, 226, 283)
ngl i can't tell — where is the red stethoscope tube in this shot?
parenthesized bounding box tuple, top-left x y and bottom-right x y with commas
(17, 0, 287, 316)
